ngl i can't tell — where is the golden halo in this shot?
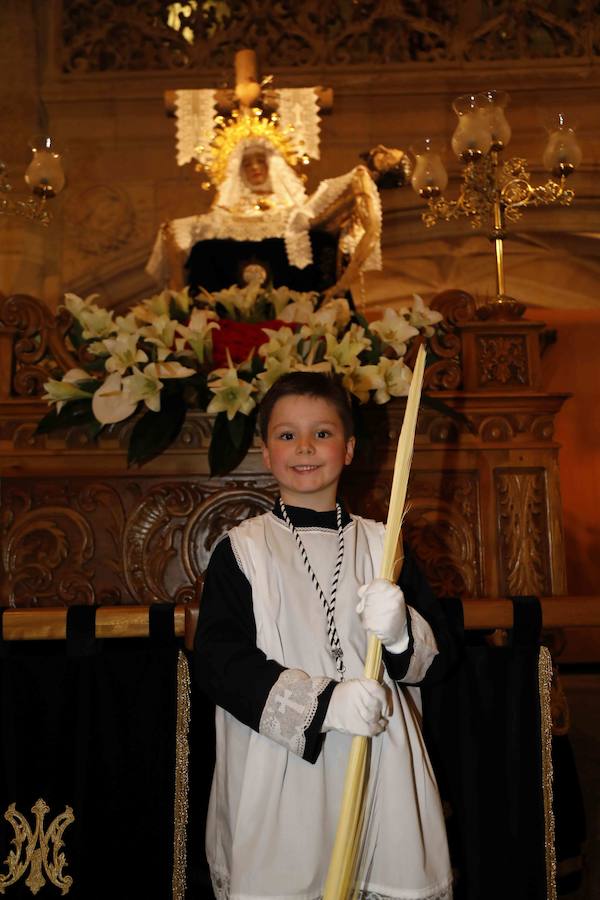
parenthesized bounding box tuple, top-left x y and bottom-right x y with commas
(196, 109, 300, 187)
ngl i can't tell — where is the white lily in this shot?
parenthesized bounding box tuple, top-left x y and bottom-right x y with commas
(170, 287, 193, 316)
(298, 305, 339, 340)
(92, 372, 138, 424)
(104, 334, 149, 375)
(63, 292, 101, 321)
(233, 281, 263, 317)
(211, 285, 241, 318)
(293, 361, 333, 374)
(369, 308, 420, 356)
(269, 286, 293, 317)
(343, 364, 384, 403)
(114, 312, 140, 335)
(122, 365, 163, 413)
(130, 290, 172, 324)
(42, 368, 94, 413)
(324, 331, 368, 374)
(79, 306, 116, 341)
(373, 357, 413, 404)
(258, 327, 298, 363)
(254, 355, 294, 397)
(145, 361, 196, 380)
(207, 365, 257, 420)
(408, 293, 443, 336)
(87, 341, 110, 357)
(320, 297, 352, 329)
(175, 308, 220, 363)
(140, 315, 178, 357)
(279, 297, 315, 325)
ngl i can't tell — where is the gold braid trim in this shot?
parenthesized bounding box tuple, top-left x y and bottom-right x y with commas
(172, 650, 191, 900)
(538, 645, 557, 900)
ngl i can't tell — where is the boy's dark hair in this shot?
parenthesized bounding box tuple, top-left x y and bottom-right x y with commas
(258, 372, 354, 440)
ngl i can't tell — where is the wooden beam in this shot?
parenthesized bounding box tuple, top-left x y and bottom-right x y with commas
(1, 598, 599, 651)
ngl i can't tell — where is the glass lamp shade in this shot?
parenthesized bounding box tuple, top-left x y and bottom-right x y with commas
(479, 90, 512, 151)
(451, 94, 492, 161)
(542, 114, 582, 176)
(410, 139, 448, 198)
(24, 136, 66, 198)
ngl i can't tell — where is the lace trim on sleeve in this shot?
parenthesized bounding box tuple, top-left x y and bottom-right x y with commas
(403, 607, 439, 683)
(259, 668, 332, 757)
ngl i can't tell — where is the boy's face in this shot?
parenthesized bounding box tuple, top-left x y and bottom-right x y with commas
(262, 394, 355, 511)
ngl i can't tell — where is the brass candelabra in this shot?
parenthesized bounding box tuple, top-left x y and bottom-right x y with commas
(411, 92, 582, 318)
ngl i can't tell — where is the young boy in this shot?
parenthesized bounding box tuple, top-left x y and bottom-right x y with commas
(195, 372, 453, 900)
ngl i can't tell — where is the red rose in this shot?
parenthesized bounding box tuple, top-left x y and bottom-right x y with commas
(211, 319, 291, 368)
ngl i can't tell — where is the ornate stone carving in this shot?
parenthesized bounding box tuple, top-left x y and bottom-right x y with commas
(495, 469, 551, 597)
(477, 334, 528, 387)
(57, 2, 596, 73)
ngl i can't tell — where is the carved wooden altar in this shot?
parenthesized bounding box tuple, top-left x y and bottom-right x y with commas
(0, 290, 568, 608)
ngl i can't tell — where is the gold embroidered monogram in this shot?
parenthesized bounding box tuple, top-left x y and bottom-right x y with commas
(0, 799, 74, 895)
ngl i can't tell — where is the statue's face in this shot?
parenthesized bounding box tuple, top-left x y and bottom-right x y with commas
(241, 150, 269, 189)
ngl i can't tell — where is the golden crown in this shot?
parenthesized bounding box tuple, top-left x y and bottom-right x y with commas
(194, 107, 307, 189)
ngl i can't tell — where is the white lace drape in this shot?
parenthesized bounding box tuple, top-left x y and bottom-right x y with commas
(278, 88, 321, 160)
(174, 89, 216, 167)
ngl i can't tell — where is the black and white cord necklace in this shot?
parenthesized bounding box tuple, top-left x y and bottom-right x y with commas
(279, 497, 346, 679)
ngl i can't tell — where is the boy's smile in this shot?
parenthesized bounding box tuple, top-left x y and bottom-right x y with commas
(261, 395, 355, 511)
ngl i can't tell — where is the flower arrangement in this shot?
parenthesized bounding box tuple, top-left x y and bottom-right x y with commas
(39, 284, 443, 474)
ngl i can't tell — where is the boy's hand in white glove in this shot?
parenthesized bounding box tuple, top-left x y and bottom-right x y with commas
(356, 578, 408, 654)
(322, 678, 391, 737)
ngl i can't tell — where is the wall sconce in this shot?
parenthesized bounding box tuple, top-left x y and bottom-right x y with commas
(0, 136, 66, 226)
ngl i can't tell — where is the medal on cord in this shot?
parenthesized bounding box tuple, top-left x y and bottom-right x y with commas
(279, 498, 346, 679)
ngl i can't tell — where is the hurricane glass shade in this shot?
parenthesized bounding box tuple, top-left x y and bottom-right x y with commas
(542, 116, 582, 176)
(24, 136, 65, 198)
(410, 139, 448, 197)
(451, 94, 492, 161)
(479, 90, 512, 152)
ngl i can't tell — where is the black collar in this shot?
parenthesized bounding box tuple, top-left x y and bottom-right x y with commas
(272, 498, 352, 530)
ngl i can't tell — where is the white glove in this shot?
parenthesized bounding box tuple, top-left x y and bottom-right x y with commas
(357, 578, 408, 655)
(322, 678, 391, 737)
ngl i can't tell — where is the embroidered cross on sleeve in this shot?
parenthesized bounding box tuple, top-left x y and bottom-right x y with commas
(259, 669, 332, 758)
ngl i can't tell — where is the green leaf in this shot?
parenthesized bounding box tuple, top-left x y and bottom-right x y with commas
(209, 410, 256, 476)
(35, 399, 97, 435)
(128, 392, 187, 466)
(169, 297, 189, 324)
(77, 379, 102, 394)
(68, 319, 85, 349)
(86, 419, 104, 440)
(353, 312, 370, 330)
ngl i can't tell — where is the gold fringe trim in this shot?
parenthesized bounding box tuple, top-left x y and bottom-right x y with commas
(172, 650, 191, 900)
(538, 645, 557, 900)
